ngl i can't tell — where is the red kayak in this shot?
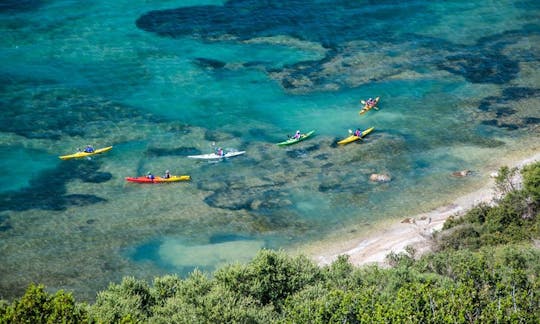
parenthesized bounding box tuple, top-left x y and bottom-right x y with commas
(125, 175, 191, 183)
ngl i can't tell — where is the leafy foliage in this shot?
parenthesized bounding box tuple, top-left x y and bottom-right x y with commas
(89, 276, 154, 323)
(0, 283, 88, 323)
(438, 162, 540, 251)
(214, 249, 322, 311)
(494, 166, 519, 198)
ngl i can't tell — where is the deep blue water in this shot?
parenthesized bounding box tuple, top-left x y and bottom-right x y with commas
(1, 0, 539, 300)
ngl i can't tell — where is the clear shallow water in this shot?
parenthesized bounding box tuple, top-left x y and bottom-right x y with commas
(1, 0, 539, 300)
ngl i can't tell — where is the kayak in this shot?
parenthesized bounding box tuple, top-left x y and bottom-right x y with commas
(187, 151, 246, 159)
(359, 96, 380, 115)
(276, 130, 315, 146)
(59, 146, 113, 160)
(125, 175, 191, 183)
(337, 127, 375, 145)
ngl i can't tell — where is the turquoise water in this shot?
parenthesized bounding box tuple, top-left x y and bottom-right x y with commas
(1, 0, 539, 300)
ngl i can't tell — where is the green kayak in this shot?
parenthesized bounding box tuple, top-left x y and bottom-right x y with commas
(276, 130, 315, 146)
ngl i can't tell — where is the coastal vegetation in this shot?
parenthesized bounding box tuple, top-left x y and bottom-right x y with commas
(1, 162, 539, 323)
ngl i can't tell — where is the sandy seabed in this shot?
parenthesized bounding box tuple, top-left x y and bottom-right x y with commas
(313, 150, 540, 267)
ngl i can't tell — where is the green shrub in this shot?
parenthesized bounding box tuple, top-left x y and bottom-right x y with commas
(0, 283, 87, 323)
(214, 249, 321, 310)
(522, 162, 540, 204)
(89, 276, 153, 323)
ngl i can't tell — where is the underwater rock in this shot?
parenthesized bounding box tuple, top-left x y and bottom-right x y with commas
(314, 153, 329, 161)
(250, 199, 263, 210)
(481, 119, 499, 126)
(369, 173, 391, 182)
(502, 86, 540, 99)
(204, 129, 237, 142)
(135, 1, 422, 47)
(523, 117, 540, 125)
(203, 185, 288, 211)
(498, 123, 519, 130)
(285, 144, 321, 158)
(0, 89, 152, 140)
(81, 172, 113, 183)
(495, 107, 517, 117)
(0, 214, 12, 232)
(438, 52, 519, 84)
(194, 57, 227, 69)
(64, 194, 107, 207)
(0, 0, 43, 13)
(452, 170, 472, 177)
(0, 158, 110, 212)
(318, 183, 340, 193)
(401, 217, 415, 224)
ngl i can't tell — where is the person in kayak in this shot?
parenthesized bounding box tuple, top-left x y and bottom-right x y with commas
(353, 129, 362, 137)
(292, 130, 301, 139)
(84, 145, 95, 153)
(216, 147, 224, 157)
(366, 98, 375, 107)
(146, 172, 155, 180)
(164, 170, 171, 179)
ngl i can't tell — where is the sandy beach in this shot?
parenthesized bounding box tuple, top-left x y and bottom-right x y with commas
(315, 151, 540, 267)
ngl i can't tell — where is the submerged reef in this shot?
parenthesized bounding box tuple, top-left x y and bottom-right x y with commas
(0, 160, 110, 212)
(476, 86, 540, 130)
(0, 86, 158, 140)
(136, 1, 540, 93)
(0, 0, 43, 13)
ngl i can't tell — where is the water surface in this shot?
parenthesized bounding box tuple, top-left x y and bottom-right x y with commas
(1, 0, 539, 300)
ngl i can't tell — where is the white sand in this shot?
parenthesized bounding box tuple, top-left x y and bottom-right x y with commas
(315, 152, 540, 267)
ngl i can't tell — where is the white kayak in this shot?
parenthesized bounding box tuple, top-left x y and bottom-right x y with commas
(187, 151, 246, 160)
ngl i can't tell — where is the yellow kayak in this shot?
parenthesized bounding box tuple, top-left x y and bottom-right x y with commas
(359, 96, 380, 115)
(337, 127, 374, 145)
(59, 146, 113, 160)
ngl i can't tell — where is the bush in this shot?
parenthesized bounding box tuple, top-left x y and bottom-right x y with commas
(89, 276, 153, 323)
(0, 283, 88, 323)
(522, 162, 540, 204)
(214, 249, 321, 310)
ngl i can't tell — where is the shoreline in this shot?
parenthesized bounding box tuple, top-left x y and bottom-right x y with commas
(314, 150, 540, 267)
